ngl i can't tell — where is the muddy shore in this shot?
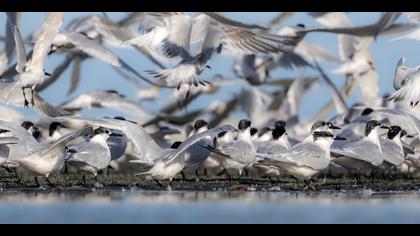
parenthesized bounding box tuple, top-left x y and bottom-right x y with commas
(1, 172, 420, 192)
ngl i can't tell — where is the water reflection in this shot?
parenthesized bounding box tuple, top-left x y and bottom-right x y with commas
(1, 190, 420, 223)
(2, 189, 420, 203)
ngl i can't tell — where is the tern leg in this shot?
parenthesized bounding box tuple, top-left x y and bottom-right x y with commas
(195, 169, 200, 181)
(370, 170, 375, 183)
(244, 168, 249, 177)
(355, 171, 362, 184)
(35, 176, 42, 187)
(203, 168, 208, 179)
(22, 87, 29, 108)
(30, 88, 35, 106)
(303, 179, 310, 191)
(185, 85, 191, 100)
(82, 174, 87, 186)
(180, 171, 186, 180)
(45, 177, 54, 187)
(155, 180, 163, 188)
(303, 179, 317, 191)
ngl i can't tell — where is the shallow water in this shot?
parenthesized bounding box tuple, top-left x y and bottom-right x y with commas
(1, 189, 420, 223)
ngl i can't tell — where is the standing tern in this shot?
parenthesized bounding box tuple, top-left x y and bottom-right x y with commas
(65, 127, 115, 184)
(379, 126, 407, 173)
(0, 120, 92, 181)
(205, 119, 257, 176)
(258, 131, 344, 181)
(331, 120, 390, 178)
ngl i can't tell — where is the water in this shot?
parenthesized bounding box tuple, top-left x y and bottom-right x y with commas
(1, 190, 420, 223)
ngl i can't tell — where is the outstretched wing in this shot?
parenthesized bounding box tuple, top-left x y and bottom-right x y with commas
(42, 125, 92, 155)
(0, 83, 69, 117)
(164, 125, 236, 165)
(53, 116, 163, 164)
(0, 120, 39, 155)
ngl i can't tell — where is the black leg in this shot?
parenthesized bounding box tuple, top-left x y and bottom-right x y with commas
(31, 89, 35, 106)
(45, 177, 54, 187)
(22, 88, 29, 108)
(180, 171, 186, 180)
(35, 176, 41, 187)
(195, 170, 200, 180)
(155, 180, 163, 188)
(355, 171, 361, 184)
(82, 174, 87, 186)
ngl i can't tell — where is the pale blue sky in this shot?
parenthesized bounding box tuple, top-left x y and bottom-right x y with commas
(1, 12, 419, 122)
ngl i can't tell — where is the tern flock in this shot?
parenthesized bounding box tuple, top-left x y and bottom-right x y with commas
(1, 12, 420, 188)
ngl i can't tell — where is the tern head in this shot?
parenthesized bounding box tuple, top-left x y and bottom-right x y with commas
(258, 127, 272, 141)
(311, 120, 340, 133)
(106, 90, 126, 98)
(90, 127, 112, 139)
(274, 120, 286, 129)
(258, 127, 271, 136)
(250, 127, 258, 137)
(217, 130, 235, 143)
(106, 90, 120, 95)
(171, 141, 182, 149)
(194, 120, 208, 132)
(21, 121, 35, 131)
(48, 122, 67, 137)
(32, 127, 42, 141)
(361, 108, 374, 116)
(394, 57, 408, 90)
(113, 116, 137, 124)
(113, 116, 126, 121)
(272, 126, 287, 140)
(296, 23, 305, 29)
(238, 119, 252, 131)
(312, 131, 346, 142)
(387, 125, 405, 140)
(365, 120, 389, 136)
(218, 131, 228, 138)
